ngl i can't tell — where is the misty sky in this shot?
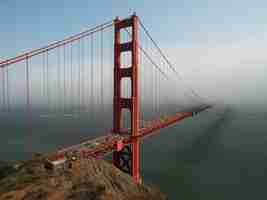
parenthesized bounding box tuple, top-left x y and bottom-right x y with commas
(0, 0, 267, 107)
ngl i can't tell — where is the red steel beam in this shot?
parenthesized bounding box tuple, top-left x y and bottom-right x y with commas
(121, 111, 193, 144)
(140, 112, 193, 139)
(49, 111, 194, 160)
(46, 108, 213, 173)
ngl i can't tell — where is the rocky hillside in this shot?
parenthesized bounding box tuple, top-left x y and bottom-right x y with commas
(0, 157, 167, 200)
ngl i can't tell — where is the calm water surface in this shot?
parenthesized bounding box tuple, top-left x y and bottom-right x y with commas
(1, 105, 267, 200)
(142, 105, 267, 200)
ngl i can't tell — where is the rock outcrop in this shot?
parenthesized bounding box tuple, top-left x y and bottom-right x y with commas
(0, 157, 167, 200)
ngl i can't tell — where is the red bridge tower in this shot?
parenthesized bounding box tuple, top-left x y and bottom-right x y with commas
(113, 14, 141, 183)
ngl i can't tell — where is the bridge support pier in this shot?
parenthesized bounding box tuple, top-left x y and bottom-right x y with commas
(113, 145, 131, 174)
(113, 14, 141, 183)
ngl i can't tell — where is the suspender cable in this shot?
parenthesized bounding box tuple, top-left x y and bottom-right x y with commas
(158, 62, 161, 116)
(158, 63, 160, 115)
(25, 55, 32, 142)
(81, 38, 85, 109)
(42, 53, 45, 111)
(25, 56, 31, 158)
(57, 47, 61, 113)
(143, 34, 147, 121)
(46, 50, 49, 113)
(111, 28, 113, 113)
(78, 40, 81, 111)
(101, 25, 104, 116)
(63, 44, 66, 113)
(70, 42, 73, 113)
(91, 34, 94, 117)
(159, 61, 162, 116)
(6, 67, 10, 112)
(154, 58, 157, 117)
(151, 43, 154, 118)
(88, 37, 90, 111)
(26, 56, 30, 117)
(153, 61, 156, 117)
(108, 27, 113, 122)
(80, 39, 83, 111)
(97, 33, 100, 124)
(140, 40, 144, 125)
(156, 63, 158, 115)
(155, 50, 157, 116)
(2, 67, 6, 112)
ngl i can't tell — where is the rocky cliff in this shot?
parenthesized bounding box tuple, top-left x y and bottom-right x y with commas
(0, 157, 167, 200)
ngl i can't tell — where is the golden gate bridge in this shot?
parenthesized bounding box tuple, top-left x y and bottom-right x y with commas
(0, 14, 211, 183)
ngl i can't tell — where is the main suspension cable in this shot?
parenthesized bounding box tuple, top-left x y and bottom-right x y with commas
(138, 19, 207, 105)
(123, 29, 169, 79)
(0, 20, 114, 68)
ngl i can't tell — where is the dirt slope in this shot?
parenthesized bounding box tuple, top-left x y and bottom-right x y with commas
(0, 157, 167, 200)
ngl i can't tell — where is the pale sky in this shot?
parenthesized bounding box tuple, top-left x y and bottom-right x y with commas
(0, 0, 267, 107)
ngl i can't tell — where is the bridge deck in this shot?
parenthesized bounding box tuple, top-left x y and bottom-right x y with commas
(47, 112, 194, 161)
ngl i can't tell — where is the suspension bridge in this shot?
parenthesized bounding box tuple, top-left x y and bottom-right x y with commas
(0, 14, 211, 183)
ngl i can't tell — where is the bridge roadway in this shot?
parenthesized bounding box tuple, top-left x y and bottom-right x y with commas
(46, 110, 206, 163)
